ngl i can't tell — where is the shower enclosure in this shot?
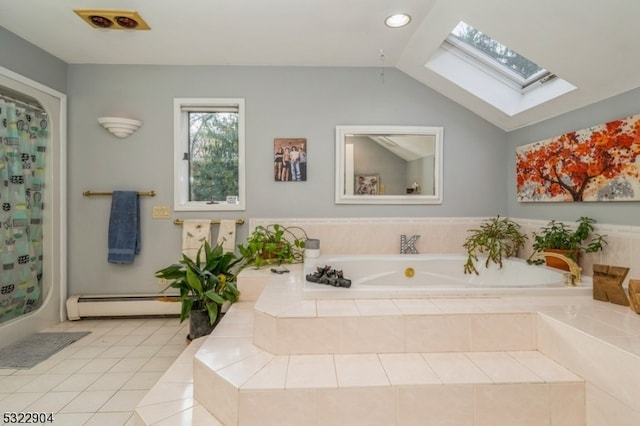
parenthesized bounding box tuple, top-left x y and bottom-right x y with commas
(0, 66, 66, 348)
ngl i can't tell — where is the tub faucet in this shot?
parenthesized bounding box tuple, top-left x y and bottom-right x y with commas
(400, 235, 420, 254)
(531, 251, 581, 285)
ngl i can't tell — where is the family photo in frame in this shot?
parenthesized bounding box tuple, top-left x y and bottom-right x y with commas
(356, 175, 379, 195)
(274, 138, 307, 182)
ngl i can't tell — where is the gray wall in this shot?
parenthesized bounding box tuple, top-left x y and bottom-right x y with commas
(3, 22, 639, 299)
(506, 87, 640, 226)
(67, 64, 507, 295)
(0, 26, 67, 93)
(352, 136, 406, 194)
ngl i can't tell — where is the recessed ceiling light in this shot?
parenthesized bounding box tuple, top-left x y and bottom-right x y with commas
(385, 14, 411, 28)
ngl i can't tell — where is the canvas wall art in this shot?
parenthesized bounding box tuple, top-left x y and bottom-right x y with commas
(516, 114, 640, 202)
(274, 138, 306, 182)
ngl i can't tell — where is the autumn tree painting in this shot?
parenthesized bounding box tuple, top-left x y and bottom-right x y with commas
(516, 114, 640, 202)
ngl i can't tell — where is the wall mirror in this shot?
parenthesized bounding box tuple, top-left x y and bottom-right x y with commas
(335, 125, 443, 204)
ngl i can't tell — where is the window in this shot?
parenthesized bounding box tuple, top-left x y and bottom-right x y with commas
(174, 98, 245, 211)
(446, 21, 554, 92)
(424, 21, 575, 118)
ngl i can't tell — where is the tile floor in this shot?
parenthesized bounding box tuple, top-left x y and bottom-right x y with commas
(0, 317, 189, 426)
(6, 263, 640, 425)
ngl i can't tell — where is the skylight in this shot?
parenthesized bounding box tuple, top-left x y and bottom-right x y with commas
(447, 21, 553, 91)
(424, 20, 576, 119)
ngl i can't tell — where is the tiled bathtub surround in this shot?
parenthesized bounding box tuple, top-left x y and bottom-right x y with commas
(254, 303, 537, 355)
(132, 217, 640, 425)
(516, 218, 640, 286)
(249, 217, 481, 256)
(244, 266, 640, 425)
(190, 304, 585, 425)
(250, 217, 640, 284)
(135, 264, 640, 425)
(537, 314, 640, 426)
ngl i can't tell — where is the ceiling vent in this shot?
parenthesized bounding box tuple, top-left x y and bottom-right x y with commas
(74, 9, 150, 30)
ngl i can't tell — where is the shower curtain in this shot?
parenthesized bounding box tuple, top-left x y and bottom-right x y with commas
(0, 99, 48, 323)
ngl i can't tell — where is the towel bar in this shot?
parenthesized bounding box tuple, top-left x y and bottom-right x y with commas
(83, 190, 156, 197)
(174, 219, 245, 226)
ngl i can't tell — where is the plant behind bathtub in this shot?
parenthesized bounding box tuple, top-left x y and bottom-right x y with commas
(238, 224, 308, 269)
(463, 216, 528, 275)
(527, 216, 608, 266)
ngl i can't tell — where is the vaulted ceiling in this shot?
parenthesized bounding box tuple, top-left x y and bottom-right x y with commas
(1, 0, 638, 131)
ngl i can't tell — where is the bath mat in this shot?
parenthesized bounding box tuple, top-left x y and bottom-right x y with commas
(0, 331, 91, 369)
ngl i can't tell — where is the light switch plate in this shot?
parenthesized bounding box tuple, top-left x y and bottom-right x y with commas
(152, 205, 171, 218)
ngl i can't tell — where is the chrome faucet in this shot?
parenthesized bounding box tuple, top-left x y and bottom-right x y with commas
(400, 235, 420, 254)
(531, 251, 581, 285)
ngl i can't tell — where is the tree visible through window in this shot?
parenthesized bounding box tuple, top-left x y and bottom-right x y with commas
(174, 98, 245, 211)
(188, 111, 239, 202)
(451, 21, 542, 79)
(448, 21, 553, 89)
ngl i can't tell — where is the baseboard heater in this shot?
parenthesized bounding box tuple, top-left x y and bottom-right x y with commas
(66, 294, 181, 320)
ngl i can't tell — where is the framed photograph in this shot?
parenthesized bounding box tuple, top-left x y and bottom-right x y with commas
(274, 138, 307, 181)
(355, 174, 379, 195)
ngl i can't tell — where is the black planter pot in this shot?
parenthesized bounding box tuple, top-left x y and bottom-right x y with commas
(188, 309, 219, 341)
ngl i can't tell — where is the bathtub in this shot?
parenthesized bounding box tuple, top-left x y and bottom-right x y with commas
(302, 254, 593, 299)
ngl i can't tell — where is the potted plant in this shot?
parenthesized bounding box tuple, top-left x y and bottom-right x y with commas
(527, 216, 608, 269)
(238, 224, 308, 269)
(155, 241, 241, 341)
(463, 216, 528, 275)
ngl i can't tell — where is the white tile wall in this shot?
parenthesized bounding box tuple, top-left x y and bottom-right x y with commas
(132, 217, 640, 425)
(251, 217, 640, 283)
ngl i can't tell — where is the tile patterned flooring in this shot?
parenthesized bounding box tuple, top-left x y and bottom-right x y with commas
(4, 263, 640, 425)
(0, 317, 189, 426)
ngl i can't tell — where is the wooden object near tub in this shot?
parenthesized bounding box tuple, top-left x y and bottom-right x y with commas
(592, 264, 629, 306)
(628, 280, 640, 314)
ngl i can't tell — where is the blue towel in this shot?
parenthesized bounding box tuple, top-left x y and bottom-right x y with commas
(108, 191, 140, 264)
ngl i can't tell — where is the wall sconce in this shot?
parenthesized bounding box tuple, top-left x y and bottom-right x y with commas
(98, 117, 143, 138)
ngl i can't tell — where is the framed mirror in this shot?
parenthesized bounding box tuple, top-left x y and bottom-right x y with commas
(335, 125, 443, 204)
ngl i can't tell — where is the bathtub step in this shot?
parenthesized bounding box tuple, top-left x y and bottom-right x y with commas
(135, 301, 586, 425)
(251, 265, 545, 355)
(186, 303, 584, 425)
(254, 299, 540, 354)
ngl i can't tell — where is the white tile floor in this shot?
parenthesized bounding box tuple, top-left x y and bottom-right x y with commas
(0, 317, 189, 426)
(7, 264, 640, 425)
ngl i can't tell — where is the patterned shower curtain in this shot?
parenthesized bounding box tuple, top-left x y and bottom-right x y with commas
(0, 99, 48, 323)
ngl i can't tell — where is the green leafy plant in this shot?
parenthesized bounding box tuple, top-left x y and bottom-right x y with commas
(528, 216, 607, 264)
(463, 216, 528, 275)
(238, 224, 307, 268)
(155, 241, 241, 326)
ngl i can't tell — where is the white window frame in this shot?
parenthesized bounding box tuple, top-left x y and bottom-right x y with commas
(173, 98, 246, 211)
(444, 37, 553, 93)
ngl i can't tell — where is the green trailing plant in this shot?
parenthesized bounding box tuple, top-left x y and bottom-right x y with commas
(463, 216, 528, 275)
(238, 224, 308, 269)
(155, 241, 241, 325)
(527, 216, 608, 264)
